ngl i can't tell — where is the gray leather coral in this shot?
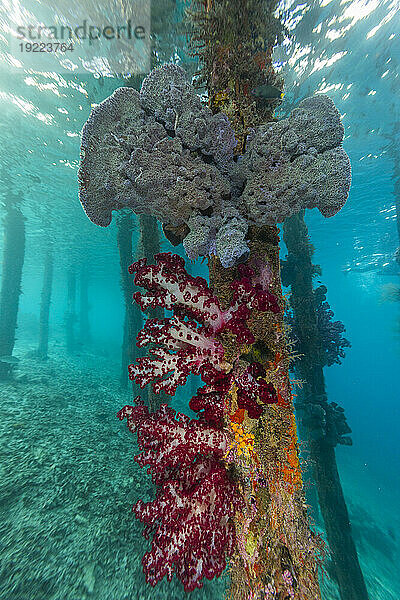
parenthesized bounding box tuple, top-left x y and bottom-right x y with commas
(79, 64, 351, 268)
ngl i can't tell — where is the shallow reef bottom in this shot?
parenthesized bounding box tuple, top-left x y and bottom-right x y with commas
(0, 339, 398, 600)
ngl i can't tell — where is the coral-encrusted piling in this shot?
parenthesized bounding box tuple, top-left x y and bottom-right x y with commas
(118, 252, 324, 597)
(37, 249, 53, 360)
(283, 211, 369, 600)
(0, 198, 25, 379)
(77, 13, 351, 593)
(190, 1, 326, 596)
(209, 230, 323, 599)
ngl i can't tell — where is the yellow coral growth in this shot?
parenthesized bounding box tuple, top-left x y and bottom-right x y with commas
(282, 413, 302, 493)
(230, 422, 255, 458)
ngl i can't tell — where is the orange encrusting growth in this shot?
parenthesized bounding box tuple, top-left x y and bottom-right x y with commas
(283, 414, 303, 493)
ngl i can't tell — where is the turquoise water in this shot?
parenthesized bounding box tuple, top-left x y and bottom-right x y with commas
(0, 1, 399, 599)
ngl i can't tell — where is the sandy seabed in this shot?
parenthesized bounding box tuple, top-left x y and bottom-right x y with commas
(0, 340, 398, 600)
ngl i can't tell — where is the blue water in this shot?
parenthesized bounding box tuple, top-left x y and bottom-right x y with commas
(0, 1, 399, 599)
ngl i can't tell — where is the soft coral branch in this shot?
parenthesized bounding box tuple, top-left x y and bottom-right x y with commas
(130, 253, 279, 346)
(129, 315, 229, 395)
(120, 253, 280, 592)
(117, 401, 227, 480)
(117, 399, 241, 591)
(129, 253, 226, 331)
(231, 263, 280, 314)
(129, 252, 279, 417)
(128, 253, 280, 393)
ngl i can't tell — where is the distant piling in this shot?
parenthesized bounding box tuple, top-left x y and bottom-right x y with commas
(79, 266, 91, 348)
(122, 73, 167, 409)
(138, 215, 167, 411)
(37, 249, 53, 360)
(65, 267, 76, 354)
(117, 213, 142, 390)
(283, 211, 369, 600)
(0, 202, 25, 379)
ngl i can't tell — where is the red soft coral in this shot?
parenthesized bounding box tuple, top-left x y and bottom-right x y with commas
(117, 399, 241, 591)
(117, 401, 227, 483)
(189, 372, 231, 425)
(128, 253, 280, 392)
(231, 263, 280, 314)
(137, 458, 240, 591)
(129, 253, 226, 332)
(236, 362, 278, 418)
(119, 253, 280, 592)
(129, 316, 228, 395)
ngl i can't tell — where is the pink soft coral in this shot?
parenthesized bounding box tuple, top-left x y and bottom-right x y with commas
(128, 253, 280, 394)
(231, 263, 280, 314)
(117, 399, 241, 591)
(129, 316, 228, 394)
(119, 253, 280, 591)
(129, 253, 279, 346)
(117, 401, 227, 481)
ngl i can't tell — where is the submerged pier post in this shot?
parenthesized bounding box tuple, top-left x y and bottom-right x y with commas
(283, 211, 369, 600)
(0, 197, 25, 379)
(77, 1, 351, 592)
(37, 248, 53, 360)
(79, 265, 91, 348)
(124, 64, 168, 408)
(65, 267, 76, 354)
(117, 213, 143, 390)
(138, 215, 167, 411)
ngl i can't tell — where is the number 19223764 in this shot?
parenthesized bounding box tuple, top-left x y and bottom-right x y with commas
(19, 42, 74, 52)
